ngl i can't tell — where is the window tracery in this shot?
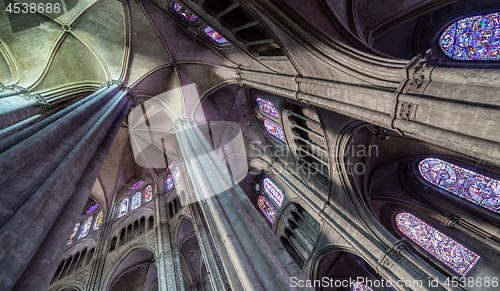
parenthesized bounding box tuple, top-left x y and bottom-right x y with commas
(256, 97, 279, 118)
(119, 198, 129, 217)
(204, 26, 228, 44)
(264, 119, 286, 143)
(173, 2, 198, 22)
(439, 12, 500, 61)
(258, 196, 277, 224)
(396, 212, 480, 275)
(131, 180, 144, 190)
(131, 192, 141, 210)
(419, 158, 500, 213)
(67, 223, 79, 245)
(93, 211, 103, 231)
(78, 216, 93, 239)
(263, 178, 283, 207)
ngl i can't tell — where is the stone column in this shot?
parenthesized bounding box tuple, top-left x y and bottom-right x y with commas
(175, 119, 311, 291)
(156, 191, 184, 291)
(0, 81, 131, 291)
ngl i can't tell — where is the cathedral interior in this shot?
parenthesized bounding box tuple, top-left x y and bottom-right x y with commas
(1, 0, 500, 290)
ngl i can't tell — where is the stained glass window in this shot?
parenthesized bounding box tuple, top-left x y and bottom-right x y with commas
(174, 167, 181, 184)
(352, 282, 373, 291)
(204, 27, 228, 44)
(396, 212, 480, 276)
(131, 180, 144, 190)
(166, 174, 174, 191)
(264, 119, 286, 143)
(419, 158, 500, 213)
(119, 198, 129, 217)
(145, 185, 153, 203)
(263, 178, 283, 207)
(256, 97, 279, 118)
(68, 223, 79, 245)
(167, 162, 174, 170)
(173, 2, 198, 22)
(439, 12, 500, 61)
(78, 216, 93, 239)
(93, 211, 103, 231)
(258, 196, 277, 224)
(255, 183, 260, 191)
(131, 192, 141, 210)
(86, 203, 99, 214)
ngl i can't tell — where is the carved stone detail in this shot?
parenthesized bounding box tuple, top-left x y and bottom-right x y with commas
(397, 101, 417, 121)
(406, 59, 431, 95)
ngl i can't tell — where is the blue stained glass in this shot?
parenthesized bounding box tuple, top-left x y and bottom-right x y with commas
(173, 2, 198, 22)
(131, 192, 141, 210)
(258, 196, 277, 224)
(263, 178, 283, 207)
(174, 167, 181, 184)
(78, 216, 93, 239)
(396, 212, 480, 276)
(439, 12, 500, 60)
(419, 158, 500, 213)
(204, 27, 228, 44)
(131, 180, 144, 190)
(256, 97, 279, 118)
(86, 203, 99, 214)
(166, 174, 174, 191)
(68, 223, 79, 245)
(255, 183, 260, 191)
(352, 282, 373, 291)
(264, 119, 286, 143)
(119, 198, 129, 217)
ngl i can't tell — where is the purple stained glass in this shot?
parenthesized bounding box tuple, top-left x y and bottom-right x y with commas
(78, 216, 93, 239)
(145, 185, 153, 203)
(131, 192, 141, 210)
(204, 26, 228, 44)
(166, 174, 174, 191)
(256, 97, 279, 118)
(174, 167, 181, 184)
(263, 178, 283, 207)
(419, 158, 500, 213)
(93, 211, 103, 231)
(173, 2, 198, 22)
(131, 180, 144, 190)
(119, 198, 129, 217)
(396, 212, 480, 276)
(439, 12, 500, 61)
(167, 162, 174, 170)
(352, 282, 373, 291)
(68, 223, 79, 245)
(258, 196, 277, 224)
(86, 203, 99, 214)
(264, 119, 286, 143)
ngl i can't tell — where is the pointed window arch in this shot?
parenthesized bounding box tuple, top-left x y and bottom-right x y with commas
(264, 119, 286, 143)
(258, 196, 277, 224)
(78, 216, 93, 239)
(131, 192, 141, 210)
(204, 27, 228, 44)
(352, 282, 373, 291)
(145, 185, 153, 203)
(256, 97, 279, 118)
(119, 198, 129, 217)
(396, 212, 479, 276)
(166, 174, 174, 191)
(263, 178, 284, 207)
(93, 211, 103, 231)
(67, 223, 79, 245)
(173, 2, 198, 22)
(439, 12, 500, 61)
(419, 158, 500, 213)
